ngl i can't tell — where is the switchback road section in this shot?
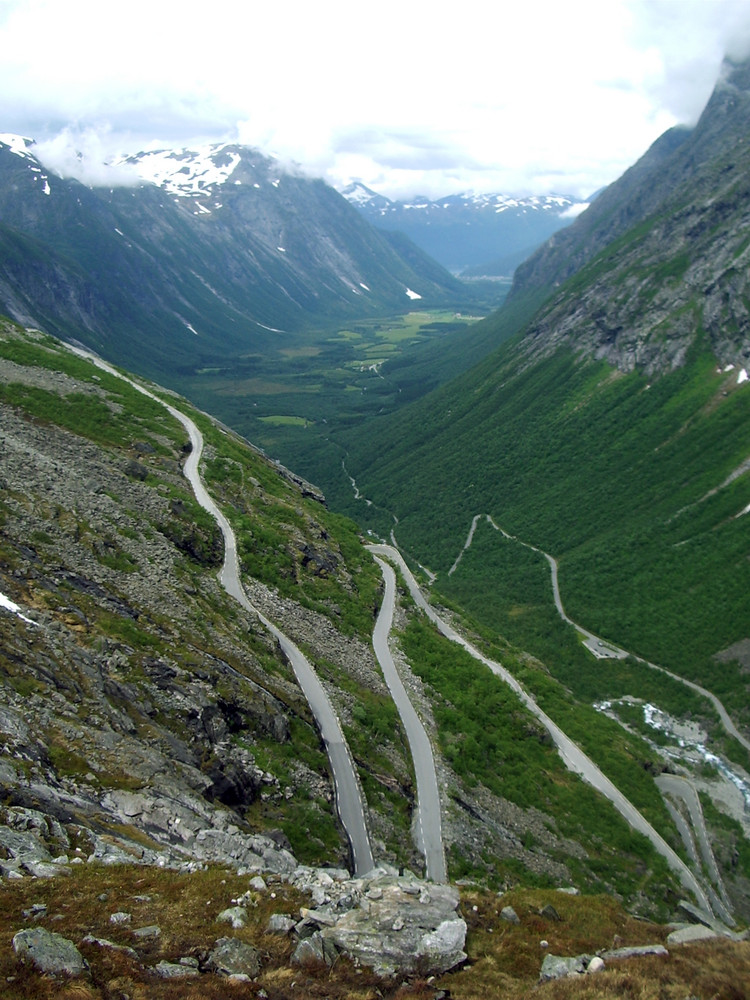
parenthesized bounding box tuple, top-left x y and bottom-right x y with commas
(68, 346, 375, 878)
(369, 542, 714, 917)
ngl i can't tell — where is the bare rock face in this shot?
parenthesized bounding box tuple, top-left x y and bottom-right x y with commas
(13, 927, 88, 977)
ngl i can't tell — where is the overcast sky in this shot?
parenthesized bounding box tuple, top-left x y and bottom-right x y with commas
(1, 0, 749, 199)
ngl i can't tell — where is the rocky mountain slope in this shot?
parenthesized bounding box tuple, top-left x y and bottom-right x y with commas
(0, 137, 463, 379)
(509, 57, 750, 374)
(341, 182, 587, 273)
(1, 317, 685, 910)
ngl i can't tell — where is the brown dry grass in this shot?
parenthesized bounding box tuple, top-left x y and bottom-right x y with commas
(0, 867, 748, 1000)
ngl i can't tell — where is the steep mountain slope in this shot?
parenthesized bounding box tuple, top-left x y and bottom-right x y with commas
(0, 137, 463, 379)
(509, 58, 750, 374)
(332, 60, 750, 914)
(3, 319, 703, 916)
(342, 182, 587, 273)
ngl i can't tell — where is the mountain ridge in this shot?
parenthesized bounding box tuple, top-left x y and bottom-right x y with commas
(0, 136, 464, 379)
(340, 181, 588, 273)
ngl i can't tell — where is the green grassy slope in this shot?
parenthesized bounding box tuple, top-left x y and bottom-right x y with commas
(341, 338, 750, 715)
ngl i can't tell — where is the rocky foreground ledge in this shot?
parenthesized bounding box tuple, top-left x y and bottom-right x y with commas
(0, 800, 466, 979)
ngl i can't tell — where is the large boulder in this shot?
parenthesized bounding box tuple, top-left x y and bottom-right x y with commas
(13, 927, 88, 977)
(318, 875, 467, 977)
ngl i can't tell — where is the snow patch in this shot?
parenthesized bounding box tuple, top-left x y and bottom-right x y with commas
(359, 282, 370, 291)
(0, 133, 36, 159)
(123, 143, 241, 200)
(738, 368, 748, 384)
(0, 590, 37, 626)
(405, 288, 422, 300)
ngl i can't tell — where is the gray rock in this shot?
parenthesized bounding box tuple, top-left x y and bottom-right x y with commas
(216, 905, 248, 928)
(132, 924, 161, 939)
(153, 959, 200, 978)
(207, 937, 262, 977)
(300, 905, 337, 926)
(667, 924, 720, 945)
(109, 911, 132, 925)
(539, 953, 589, 981)
(500, 905, 520, 924)
(266, 913, 296, 934)
(320, 879, 467, 977)
(23, 859, 72, 878)
(13, 927, 88, 977)
(81, 934, 138, 958)
(540, 903, 562, 921)
(587, 956, 605, 974)
(291, 931, 337, 968)
(601, 944, 669, 961)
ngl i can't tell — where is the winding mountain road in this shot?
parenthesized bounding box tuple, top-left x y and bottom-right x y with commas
(371, 556, 446, 882)
(368, 542, 715, 915)
(454, 515, 750, 754)
(69, 347, 375, 877)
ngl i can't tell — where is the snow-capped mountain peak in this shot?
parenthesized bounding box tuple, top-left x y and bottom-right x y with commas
(121, 143, 246, 199)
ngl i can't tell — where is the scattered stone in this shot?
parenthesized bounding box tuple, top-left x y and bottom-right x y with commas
(23, 859, 72, 878)
(587, 956, 605, 974)
(601, 944, 668, 961)
(500, 905, 520, 924)
(153, 959, 200, 978)
(300, 905, 337, 927)
(557, 886, 579, 895)
(13, 927, 88, 977)
(667, 925, 720, 945)
(248, 875, 267, 891)
(206, 936, 262, 977)
(266, 913, 296, 935)
(216, 905, 248, 928)
(320, 878, 466, 977)
(540, 903, 562, 921)
(109, 911, 132, 925)
(132, 925, 161, 939)
(81, 934, 138, 959)
(539, 953, 590, 981)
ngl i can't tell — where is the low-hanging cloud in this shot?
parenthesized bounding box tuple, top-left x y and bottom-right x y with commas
(34, 128, 142, 187)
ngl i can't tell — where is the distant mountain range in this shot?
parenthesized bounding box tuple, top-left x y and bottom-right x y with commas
(0, 137, 462, 378)
(340, 182, 589, 274)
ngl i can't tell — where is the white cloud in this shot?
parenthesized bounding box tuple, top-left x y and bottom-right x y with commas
(0, 0, 748, 198)
(34, 128, 141, 186)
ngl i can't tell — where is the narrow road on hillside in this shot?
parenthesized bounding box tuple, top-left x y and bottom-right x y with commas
(368, 542, 715, 916)
(656, 773, 734, 924)
(456, 515, 750, 754)
(68, 347, 375, 877)
(371, 556, 446, 883)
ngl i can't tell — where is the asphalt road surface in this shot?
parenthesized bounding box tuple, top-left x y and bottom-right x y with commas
(372, 556, 446, 882)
